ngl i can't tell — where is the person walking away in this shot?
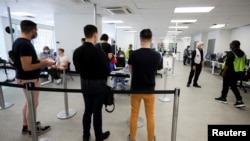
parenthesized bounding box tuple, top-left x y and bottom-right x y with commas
(13, 20, 54, 136)
(73, 25, 110, 141)
(128, 29, 161, 141)
(215, 40, 246, 108)
(187, 41, 204, 88)
(183, 45, 190, 65)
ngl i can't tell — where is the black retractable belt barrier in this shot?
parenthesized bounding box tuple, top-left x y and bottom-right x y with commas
(0, 80, 180, 141)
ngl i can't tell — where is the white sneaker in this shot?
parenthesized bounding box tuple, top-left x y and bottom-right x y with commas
(56, 79, 62, 85)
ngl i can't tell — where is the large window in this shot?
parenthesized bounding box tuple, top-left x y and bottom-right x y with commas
(12, 23, 55, 54)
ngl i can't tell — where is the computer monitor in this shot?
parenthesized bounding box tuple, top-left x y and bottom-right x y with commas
(116, 57, 126, 67)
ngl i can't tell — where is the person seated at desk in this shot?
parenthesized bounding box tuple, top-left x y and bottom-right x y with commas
(112, 65, 129, 90)
(39, 46, 55, 76)
(48, 48, 68, 84)
(39, 46, 55, 60)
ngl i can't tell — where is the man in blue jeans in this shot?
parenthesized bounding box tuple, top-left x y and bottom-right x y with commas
(73, 25, 110, 141)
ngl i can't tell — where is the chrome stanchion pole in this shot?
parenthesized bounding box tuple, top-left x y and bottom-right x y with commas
(158, 68, 170, 102)
(0, 85, 14, 110)
(57, 69, 77, 119)
(25, 83, 38, 141)
(171, 88, 180, 141)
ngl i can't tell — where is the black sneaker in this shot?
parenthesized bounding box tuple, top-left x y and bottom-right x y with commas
(83, 135, 90, 141)
(28, 125, 51, 136)
(234, 101, 245, 108)
(22, 121, 41, 134)
(215, 97, 228, 104)
(186, 83, 190, 87)
(193, 84, 201, 88)
(101, 131, 110, 140)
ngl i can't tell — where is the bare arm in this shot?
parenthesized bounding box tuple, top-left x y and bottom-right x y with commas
(108, 53, 113, 60)
(20, 56, 53, 71)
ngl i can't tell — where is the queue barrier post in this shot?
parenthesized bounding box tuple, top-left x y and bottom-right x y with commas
(158, 68, 171, 102)
(57, 69, 77, 119)
(25, 82, 38, 141)
(0, 85, 14, 110)
(171, 88, 180, 141)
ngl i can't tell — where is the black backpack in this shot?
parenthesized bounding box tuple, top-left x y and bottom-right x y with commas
(104, 86, 115, 113)
(8, 50, 18, 68)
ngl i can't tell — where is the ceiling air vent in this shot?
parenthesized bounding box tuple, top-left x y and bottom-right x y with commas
(106, 7, 132, 15)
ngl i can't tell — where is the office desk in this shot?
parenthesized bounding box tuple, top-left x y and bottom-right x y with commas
(205, 60, 223, 75)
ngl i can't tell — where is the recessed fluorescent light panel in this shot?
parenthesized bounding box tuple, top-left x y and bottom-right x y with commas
(210, 24, 225, 28)
(102, 20, 124, 24)
(167, 31, 182, 33)
(169, 26, 188, 29)
(125, 30, 137, 33)
(11, 12, 36, 17)
(171, 20, 197, 23)
(116, 26, 132, 29)
(174, 7, 214, 13)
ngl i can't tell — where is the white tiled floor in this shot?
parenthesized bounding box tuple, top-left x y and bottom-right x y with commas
(0, 61, 249, 141)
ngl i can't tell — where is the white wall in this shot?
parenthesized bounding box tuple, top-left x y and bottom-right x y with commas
(102, 23, 136, 52)
(0, 17, 7, 60)
(231, 25, 250, 57)
(54, 14, 95, 67)
(216, 30, 231, 53)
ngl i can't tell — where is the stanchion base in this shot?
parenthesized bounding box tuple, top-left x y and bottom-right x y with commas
(57, 109, 77, 119)
(126, 116, 144, 128)
(158, 96, 171, 102)
(0, 102, 14, 110)
(39, 137, 51, 141)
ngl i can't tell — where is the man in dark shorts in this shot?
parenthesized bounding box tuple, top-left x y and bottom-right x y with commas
(13, 20, 54, 136)
(73, 25, 110, 141)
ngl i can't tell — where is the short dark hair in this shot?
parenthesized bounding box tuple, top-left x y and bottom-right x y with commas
(81, 38, 85, 42)
(58, 48, 64, 53)
(20, 20, 37, 33)
(84, 25, 98, 38)
(230, 40, 240, 49)
(100, 34, 109, 41)
(140, 29, 152, 40)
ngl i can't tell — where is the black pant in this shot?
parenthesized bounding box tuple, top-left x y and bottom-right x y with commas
(221, 74, 242, 101)
(48, 68, 60, 79)
(187, 64, 202, 85)
(81, 79, 106, 141)
(183, 56, 190, 65)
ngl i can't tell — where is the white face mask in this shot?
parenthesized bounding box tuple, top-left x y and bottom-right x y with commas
(44, 50, 49, 53)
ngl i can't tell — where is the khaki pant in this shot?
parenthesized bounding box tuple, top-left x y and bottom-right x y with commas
(130, 94, 155, 141)
(16, 78, 40, 130)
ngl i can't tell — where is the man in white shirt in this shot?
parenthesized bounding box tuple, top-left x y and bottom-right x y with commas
(49, 48, 69, 84)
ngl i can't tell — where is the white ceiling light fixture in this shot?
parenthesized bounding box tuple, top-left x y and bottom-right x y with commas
(102, 20, 124, 24)
(125, 30, 137, 33)
(11, 12, 36, 18)
(171, 20, 197, 23)
(174, 7, 215, 13)
(169, 26, 188, 29)
(210, 24, 225, 28)
(116, 26, 132, 29)
(167, 31, 182, 33)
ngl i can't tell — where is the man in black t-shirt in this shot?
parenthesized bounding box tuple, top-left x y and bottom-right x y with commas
(13, 20, 54, 135)
(73, 25, 110, 141)
(128, 29, 161, 141)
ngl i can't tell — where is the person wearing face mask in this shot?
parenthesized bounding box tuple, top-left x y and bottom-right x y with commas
(12, 20, 54, 136)
(39, 46, 55, 60)
(187, 41, 204, 88)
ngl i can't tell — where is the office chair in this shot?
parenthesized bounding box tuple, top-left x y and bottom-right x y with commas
(66, 62, 74, 81)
